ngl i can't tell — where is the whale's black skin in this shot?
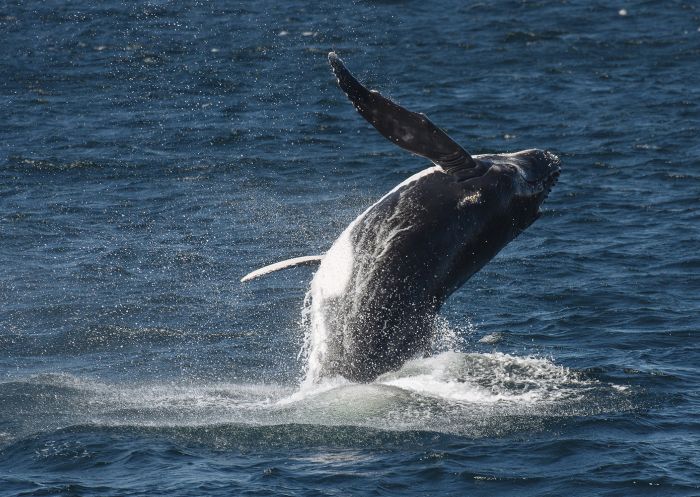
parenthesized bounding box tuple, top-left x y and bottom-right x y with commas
(314, 54, 561, 382)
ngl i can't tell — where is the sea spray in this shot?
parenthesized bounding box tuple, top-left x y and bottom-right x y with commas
(298, 168, 442, 385)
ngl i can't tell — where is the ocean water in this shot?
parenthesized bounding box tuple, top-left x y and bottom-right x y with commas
(1, 1, 699, 495)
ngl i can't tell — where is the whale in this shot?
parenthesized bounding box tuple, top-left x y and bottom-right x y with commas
(242, 52, 560, 383)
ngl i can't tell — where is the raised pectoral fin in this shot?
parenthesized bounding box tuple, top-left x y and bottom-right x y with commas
(328, 52, 475, 174)
(240, 255, 323, 282)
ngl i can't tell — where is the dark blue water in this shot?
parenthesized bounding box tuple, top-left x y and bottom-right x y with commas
(1, 1, 699, 495)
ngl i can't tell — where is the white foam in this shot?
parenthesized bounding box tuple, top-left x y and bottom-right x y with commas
(381, 351, 590, 404)
(9, 350, 631, 438)
(278, 375, 351, 405)
(478, 332, 503, 344)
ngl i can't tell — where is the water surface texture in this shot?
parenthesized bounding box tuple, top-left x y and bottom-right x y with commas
(1, 1, 699, 496)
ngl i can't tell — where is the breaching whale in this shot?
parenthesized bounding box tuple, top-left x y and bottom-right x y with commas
(242, 52, 560, 383)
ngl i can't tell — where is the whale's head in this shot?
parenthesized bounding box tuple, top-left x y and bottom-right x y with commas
(457, 148, 560, 235)
(428, 148, 561, 294)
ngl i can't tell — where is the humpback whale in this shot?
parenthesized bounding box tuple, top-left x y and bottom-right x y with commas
(243, 52, 560, 383)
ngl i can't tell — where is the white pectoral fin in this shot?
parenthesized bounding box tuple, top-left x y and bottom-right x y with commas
(240, 255, 324, 283)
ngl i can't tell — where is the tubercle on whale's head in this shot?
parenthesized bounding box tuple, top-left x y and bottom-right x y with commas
(508, 149, 561, 200)
(454, 148, 560, 232)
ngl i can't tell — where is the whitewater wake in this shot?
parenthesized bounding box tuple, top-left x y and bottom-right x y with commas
(0, 351, 632, 444)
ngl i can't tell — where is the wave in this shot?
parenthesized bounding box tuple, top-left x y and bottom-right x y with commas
(0, 351, 633, 445)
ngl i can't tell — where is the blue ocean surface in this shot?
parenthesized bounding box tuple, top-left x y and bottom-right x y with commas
(1, 1, 699, 495)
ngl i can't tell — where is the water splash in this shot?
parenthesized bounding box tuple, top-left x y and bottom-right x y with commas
(300, 166, 441, 385)
(0, 352, 632, 445)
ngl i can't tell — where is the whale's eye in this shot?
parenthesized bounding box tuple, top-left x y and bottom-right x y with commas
(502, 164, 519, 175)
